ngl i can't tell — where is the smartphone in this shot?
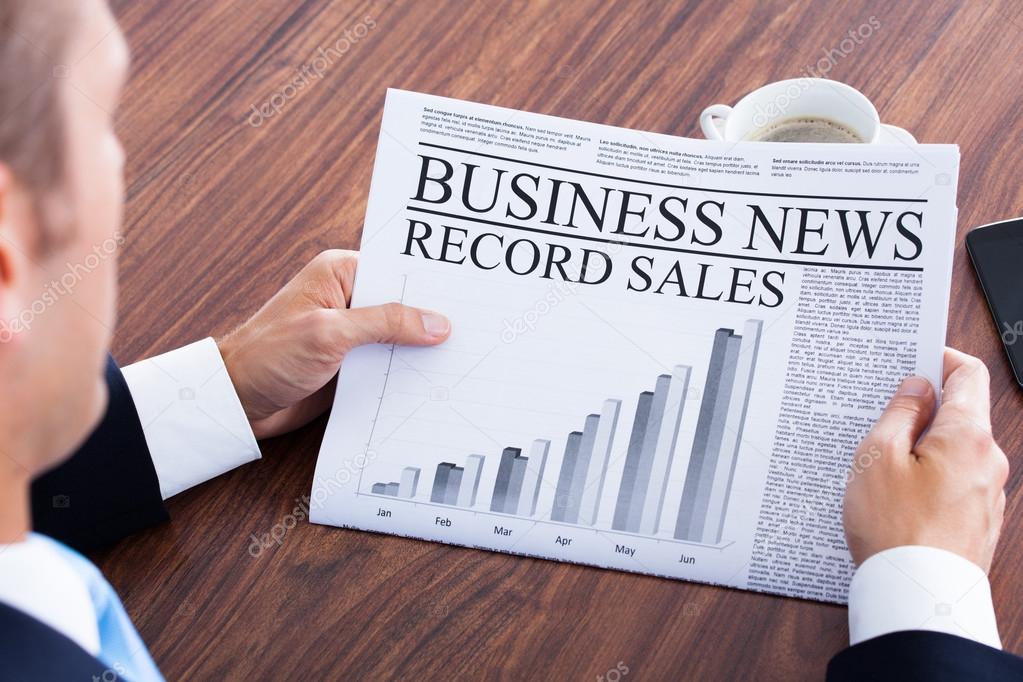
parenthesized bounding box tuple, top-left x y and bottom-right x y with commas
(966, 217, 1023, 387)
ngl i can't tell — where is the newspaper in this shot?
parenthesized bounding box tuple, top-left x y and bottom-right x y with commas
(310, 89, 958, 603)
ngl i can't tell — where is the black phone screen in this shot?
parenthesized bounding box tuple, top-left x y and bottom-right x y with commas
(966, 218, 1023, 387)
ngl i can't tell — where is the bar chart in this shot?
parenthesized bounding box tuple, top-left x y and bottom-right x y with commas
(675, 323, 762, 544)
(429, 454, 484, 506)
(675, 323, 765, 548)
(364, 318, 763, 547)
(611, 366, 691, 534)
(552, 399, 620, 525)
(371, 466, 420, 498)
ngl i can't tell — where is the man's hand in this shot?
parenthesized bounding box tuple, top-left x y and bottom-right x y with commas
(217, 250, 450, 439)
(843, 348, 1009, 572)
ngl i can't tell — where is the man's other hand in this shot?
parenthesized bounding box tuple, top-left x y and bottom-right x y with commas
(843, 348, 1009, 572)
(217, 250, 450, 439)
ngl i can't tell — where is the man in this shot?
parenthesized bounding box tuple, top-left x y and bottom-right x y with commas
(0, 0, 1013, 680)
(0, 1, 449, 679)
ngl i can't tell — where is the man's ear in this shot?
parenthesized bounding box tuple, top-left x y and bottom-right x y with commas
(0, 163, 25, 344)
(0, 166, 14, 286)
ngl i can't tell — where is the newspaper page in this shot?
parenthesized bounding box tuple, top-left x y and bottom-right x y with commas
(309, 89, 958, 604)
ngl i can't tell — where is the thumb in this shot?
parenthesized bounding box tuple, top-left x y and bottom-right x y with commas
(341, 303, 450, 347)
(859, 376, 936, 460)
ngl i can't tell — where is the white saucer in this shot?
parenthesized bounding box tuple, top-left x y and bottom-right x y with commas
(877, 124, 917, 145)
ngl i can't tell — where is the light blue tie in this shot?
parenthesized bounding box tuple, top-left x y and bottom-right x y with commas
(38, 533, 165, 682)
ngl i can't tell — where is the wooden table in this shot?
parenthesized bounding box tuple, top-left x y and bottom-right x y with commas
(97, 0, 1023, 678)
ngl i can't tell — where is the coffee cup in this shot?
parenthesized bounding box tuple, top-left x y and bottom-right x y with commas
(699, 78, 915, 144)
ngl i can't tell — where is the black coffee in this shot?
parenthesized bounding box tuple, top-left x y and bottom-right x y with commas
(748, 117, 864, 143)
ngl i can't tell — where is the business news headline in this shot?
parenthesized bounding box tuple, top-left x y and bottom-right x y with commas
(397, 153, 925, 308)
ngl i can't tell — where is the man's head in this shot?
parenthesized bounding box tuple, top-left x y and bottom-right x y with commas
(0, 0, 129, 477)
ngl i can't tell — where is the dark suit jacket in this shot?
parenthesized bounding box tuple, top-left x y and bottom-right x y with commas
(30, 356, 168, 551)
(827, 629, 1023, 680)
(2, 358, 1022, 680)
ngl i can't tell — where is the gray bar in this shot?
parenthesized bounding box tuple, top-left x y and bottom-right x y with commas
(399, 467, 420, 498)
(490, 447, 521, 512)
(640, 365, 692, 535)
(612, 391, 654, 531)
(432, 462, 456, 503)
(579, 400, 621, 526)
(691, 335, 740, 533)
(384, 482, 400, 497)
(565, 413, 601, 524)
(675, 330, 740, 540)
(705, 319, 763, 543)
(457, 455, 485, 507)
(624, 373, 673, 532)
(505, 456, 529, 513)
(552, 431, 583, 522)
(518, 439, 550, 517)
(443, 466, 464, 506)
(371, 483, 386, 494)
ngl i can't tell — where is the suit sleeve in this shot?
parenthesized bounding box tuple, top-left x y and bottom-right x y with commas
(29, 356, 169, 551)
(827, 630, 1023, 681)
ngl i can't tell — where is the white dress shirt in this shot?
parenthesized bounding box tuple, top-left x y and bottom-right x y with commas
(0, 338, 1003, 655)
(120, 337, 261, 499)
(848, 545, 1001, 649)
(0, 534, 101, 655)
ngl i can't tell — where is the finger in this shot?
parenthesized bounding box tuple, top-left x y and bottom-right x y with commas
(250, 378, 337, 440)
(943, 346, 976, 382)
(341, 302, 450, 347)
(859, 376, 936, 460)
(301, 249, 358, 308)
(327, 250, 358, 308)
(936, 347, 992, 432)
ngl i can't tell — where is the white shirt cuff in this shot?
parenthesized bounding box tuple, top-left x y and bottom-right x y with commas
(121, 338, 261, 499)
(848, 545, 1001, 650)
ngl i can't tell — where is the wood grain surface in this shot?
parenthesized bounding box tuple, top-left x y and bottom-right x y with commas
(93, 0, 1023, 679)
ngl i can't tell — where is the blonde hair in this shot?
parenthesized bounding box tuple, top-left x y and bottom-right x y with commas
(0, 0, 78, 250)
